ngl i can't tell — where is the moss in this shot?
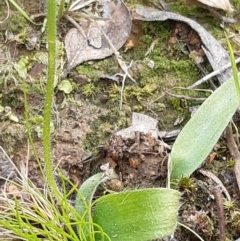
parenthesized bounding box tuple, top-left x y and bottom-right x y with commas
(178, 177, 196, 193)
(82, 83, 98, 98)
(233, 0, 240, 9)
(140, 35, 152, 45)
(168, 0, 226, 40)
(108, 84, 121, 104)
(227, 159, 235, 167)
(171, 98, 183, 112)
(0, 11, 27, 32)
(26, 78, 46, 96)
(76, 64, 99, 80)
(77, 58, 119, 81)
(29, 115, 44, 125)
(143, 21, 171, 40)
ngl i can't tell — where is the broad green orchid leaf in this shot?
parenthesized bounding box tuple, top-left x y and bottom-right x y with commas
(93, 188, 180, 241)
(171, 77, 239, 181)
(75, 171, 118, 217)
(75, 168, 119, 239)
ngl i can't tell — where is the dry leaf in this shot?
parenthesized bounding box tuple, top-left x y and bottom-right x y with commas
(129, 157, 140, 168)
(194, 0, 233, 12)
(116, 112, 158, 139)
(206, 152, 217, 164)
(65, 1, 132, 71)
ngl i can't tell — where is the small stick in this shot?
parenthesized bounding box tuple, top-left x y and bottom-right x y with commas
(225, 124, 240, 193)
(213, 186, 226, 241)
(64, 15, 86, 38)
(64, 9, 136, 82)
(198, 169, 231, 201)
(100, 29, 136, 83)
(188, 57, 240, 89)
(208, 6, 236, 24)
(166, 92, 207, 101)
(69, 0, 96, 11)
(0, 0, 10, 24)
(158, 0, 170, 11)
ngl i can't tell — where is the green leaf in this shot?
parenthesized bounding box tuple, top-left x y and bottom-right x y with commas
(93, 188, 180, 241)
(14, 58, 29, 79)
(225, 33, 240, 103)
(58, 80, 73, 94)
(75, 170, 119, 239)
(75, 171, 119, 217)
(171, 77, 239, 181)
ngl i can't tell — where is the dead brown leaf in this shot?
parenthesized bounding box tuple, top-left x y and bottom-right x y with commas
(65, 1, 132, 71)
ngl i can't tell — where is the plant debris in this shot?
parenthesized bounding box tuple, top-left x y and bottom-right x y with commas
(133, 6, 232, 85)
(64, 1, 132, 72)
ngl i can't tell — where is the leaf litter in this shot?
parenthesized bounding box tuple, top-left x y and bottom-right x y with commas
(64, 1, 132, 72)
(1, 0, 240, 240)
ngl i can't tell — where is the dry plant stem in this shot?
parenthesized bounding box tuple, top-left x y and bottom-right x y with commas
(207, 6, 236, 24)
(69, 0, 96, 11)
(213, 186, 226, 241)
(226, 124, 240, 193)
(198, 169, 231, 201)
(0, 146, 21, 178)
(71, 11, 110, 21)
(0, 0, 10, 24)
(99, 27, 136, 109)
(30, 13, 46, 20)
(145, 38, 159, 57)
(64, 15, 86, 38)
(188, 57, 240, 89)
(63, 14, 136, 92)
(100, 29, 136, 83)
(232, 120, 240, 146)
(166, 92, 207, 101)
(158, 0, 170, 11)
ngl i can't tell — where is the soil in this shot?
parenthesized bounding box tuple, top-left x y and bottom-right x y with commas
(1, 0, 240, 240)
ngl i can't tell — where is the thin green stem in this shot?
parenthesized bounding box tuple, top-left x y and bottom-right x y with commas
(43, 0, 61, 202)
(23, 80, 44, 176)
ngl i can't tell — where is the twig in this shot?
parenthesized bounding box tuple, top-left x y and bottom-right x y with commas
(0, 0, 10, 24)
(198, 169, 231, 201)
(100, 29, 136, 84)
(64, 9, 136, 109)
(208, 6, 236, 24)
(69, 0, 96, 11)
(225, 124, 240, 193)
(30, 13, 46, 20)
(99, 27, 137, 110)
(188, 57, 240, 89)
(115, 60, 134, 110)
(73, 10, 137, 84)
(166, 92, 207, 101)
(158, 0, 170, 11)
(213, 186, 226, 241)
(64, 15, 86, 38)
(145, 38, 159, 57)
